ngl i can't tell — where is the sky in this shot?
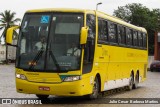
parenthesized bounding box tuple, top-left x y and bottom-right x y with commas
(0, 0, 159, 44)
(0, 0, 159, 42)
(0, 0, 159, 43)
(0, 0, 160, 21)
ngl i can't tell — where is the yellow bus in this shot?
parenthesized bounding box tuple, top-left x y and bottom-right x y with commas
(6, 8, 148, 99)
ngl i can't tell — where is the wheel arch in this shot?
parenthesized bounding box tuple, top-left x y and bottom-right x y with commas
(95, 73, 101, 92)
(136, 70, 140, 82)
(131, 70, 134, 81)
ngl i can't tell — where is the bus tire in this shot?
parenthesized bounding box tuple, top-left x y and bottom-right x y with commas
(88, 77, 100, 99)
(127, 73, 134, 91)
(36, 94, 49, 99)
(133, 72, 139, 89)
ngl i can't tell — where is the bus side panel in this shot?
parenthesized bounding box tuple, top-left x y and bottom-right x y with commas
(93, 45, 109, 92)
(95, 44, 148, 91)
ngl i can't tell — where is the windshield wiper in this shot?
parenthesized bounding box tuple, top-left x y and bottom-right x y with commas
(49, 50, 61, 70)
(48, 41, 61, 70)
(29, 49, 44, 70)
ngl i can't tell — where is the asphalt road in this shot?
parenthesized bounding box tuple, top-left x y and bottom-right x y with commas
(0, 64, 160, 107)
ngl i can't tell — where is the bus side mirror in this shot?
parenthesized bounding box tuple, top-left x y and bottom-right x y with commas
(6, 26, 20, 44)
(80, 27, 88, 45)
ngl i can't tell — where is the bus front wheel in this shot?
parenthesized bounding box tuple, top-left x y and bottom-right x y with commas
(36, 94, 49, 99)
(88, 77, 100, 99)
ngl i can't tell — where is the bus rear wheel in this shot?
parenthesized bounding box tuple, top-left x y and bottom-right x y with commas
(36, 94, 49, 99)
(127, 73, 134, 91)
(133, 73, 139, 89)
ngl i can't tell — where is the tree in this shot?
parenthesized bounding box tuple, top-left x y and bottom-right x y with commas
(0, 10, 21, 63)
(113, 3, 160, 55)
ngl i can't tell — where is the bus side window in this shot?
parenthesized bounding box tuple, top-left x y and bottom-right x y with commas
(85, 14, 95, 62)
(138, 32, 143, 47)
(86, 14, 96, 39)
(143, 33, 147, 48)
(98, 18, 108, 43)
(133, 31, 138, 46)
(108, 22, 117, 43)
(126, 28, 133, 46)
(118, 26, 126, 45)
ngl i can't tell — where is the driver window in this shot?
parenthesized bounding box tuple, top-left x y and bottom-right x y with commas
(83, 14, 95, 74)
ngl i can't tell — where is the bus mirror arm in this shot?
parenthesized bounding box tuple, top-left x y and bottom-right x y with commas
(7, 43, 18, 47)
(80, 27, 88, 45)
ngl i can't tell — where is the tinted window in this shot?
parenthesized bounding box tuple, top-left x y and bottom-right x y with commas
(87, 14, 96, 39)
(118, 26, 126, 44)
(109, 22, 117, 43)
(133, 31, 138, 46)
(143, 33, 147, 48)
(83, 14, 96, 74)
(138, 32, 143, 47)
(98, 18, 108, 43)
(126, 29, 133, 46)
(85, 14, 95, 63)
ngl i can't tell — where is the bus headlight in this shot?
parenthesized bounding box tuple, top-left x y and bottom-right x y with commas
(16, 74, 27, 80)
(63, 76, 81, 82)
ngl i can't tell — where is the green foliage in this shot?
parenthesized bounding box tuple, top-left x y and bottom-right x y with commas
(0, 10, 21, 63)
(0, 10, 21, 41)
(113, 3, 160, 55)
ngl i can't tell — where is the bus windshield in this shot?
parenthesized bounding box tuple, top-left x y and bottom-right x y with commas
(17, 13, 83, 72)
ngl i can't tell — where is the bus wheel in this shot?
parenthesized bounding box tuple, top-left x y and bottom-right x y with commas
(133, 73, 139, 89)
(88, 77, 99, 99)
(127, 73, 134, 91)
(36, 94, 49, 99)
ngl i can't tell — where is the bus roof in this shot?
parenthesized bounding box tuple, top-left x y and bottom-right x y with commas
(26, 8, 147, 33)
(26, 8, 86, 13)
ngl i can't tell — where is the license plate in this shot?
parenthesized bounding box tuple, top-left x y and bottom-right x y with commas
(39, 86, 50, 91)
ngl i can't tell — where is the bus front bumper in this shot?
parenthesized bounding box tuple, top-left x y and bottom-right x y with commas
(16, 78, 92, 96)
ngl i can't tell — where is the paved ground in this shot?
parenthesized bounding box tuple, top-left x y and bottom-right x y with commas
(0, 64, 160, 107)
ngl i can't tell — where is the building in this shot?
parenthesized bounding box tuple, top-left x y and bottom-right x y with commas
(0, 40, 17, 63)
(0, 45, 6, 62)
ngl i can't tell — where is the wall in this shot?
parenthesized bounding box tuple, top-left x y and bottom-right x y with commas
(0, 42, 16, 62)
